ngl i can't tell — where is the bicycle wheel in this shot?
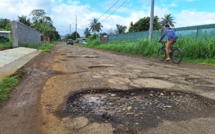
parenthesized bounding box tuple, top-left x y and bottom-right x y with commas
(171, 48, 182, 64)
(158, 48, 166, 61)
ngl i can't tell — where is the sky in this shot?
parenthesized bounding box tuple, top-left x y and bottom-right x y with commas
(1, 0, 215, 36)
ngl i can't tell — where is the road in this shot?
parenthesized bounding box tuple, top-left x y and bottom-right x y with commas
(0, 43, 215, 134)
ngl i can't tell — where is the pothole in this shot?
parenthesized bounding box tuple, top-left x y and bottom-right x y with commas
(185, 77, 212, 85)
(60, 59, 68, 61)
(63, 88, 215, 132)
(67, 56, 79, 58)
(83, 55, 99, 58)
(88, 66, 111, 69)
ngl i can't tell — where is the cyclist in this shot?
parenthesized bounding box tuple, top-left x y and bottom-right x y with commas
(158, 24, 178, 61)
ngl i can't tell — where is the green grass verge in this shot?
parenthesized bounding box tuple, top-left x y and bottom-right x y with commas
(0, 41, 55, 52)
(0, 76, 19, 101)
(24, 42, 55, 52)
(85, 38, 215, 66)
(0, 40, 12, 50)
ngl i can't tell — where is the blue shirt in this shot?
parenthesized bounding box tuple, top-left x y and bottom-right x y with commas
(159, 28, 178, 42)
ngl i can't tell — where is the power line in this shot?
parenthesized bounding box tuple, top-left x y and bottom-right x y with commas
(94, 0, 103, 9)
(98, 0, 120, 21)
(89, 0, 103, 11)
(101, 0, 128, 22)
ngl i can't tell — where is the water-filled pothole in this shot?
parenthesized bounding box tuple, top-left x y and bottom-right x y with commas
(63, 88, 215, 132)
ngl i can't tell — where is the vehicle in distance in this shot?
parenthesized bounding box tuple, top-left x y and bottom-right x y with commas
(67, 39, 74, 45)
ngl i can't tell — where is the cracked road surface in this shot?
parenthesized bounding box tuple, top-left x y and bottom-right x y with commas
(0, 43, 215, 134)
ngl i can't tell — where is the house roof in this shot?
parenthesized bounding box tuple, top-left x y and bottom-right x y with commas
(0, 31, 11, 34)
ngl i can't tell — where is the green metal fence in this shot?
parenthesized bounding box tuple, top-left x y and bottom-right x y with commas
(108, 24, 215, 42)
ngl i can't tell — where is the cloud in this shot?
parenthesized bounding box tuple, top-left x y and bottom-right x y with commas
(175, 10, 215, 27)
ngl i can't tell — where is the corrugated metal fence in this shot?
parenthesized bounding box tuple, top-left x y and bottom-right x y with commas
(108, 23, 215, 42)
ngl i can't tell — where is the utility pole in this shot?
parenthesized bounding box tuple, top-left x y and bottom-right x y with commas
(69, 24, 71, 38)
(75, 15, 77, 40)
(149, 0, 154, 41)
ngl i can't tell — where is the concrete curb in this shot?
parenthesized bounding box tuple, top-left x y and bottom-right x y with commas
(0, 47, 41, 80)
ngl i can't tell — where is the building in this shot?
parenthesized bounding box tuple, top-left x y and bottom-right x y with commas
(0, 31, 11, 38)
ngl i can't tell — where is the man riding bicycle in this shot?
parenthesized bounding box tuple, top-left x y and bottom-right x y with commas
(158, 24, 178, 61)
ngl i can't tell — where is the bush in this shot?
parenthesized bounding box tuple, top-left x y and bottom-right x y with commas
(88, 34, 97, 41)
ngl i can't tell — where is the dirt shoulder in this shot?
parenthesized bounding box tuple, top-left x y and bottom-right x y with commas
(0, 47, 55, 134)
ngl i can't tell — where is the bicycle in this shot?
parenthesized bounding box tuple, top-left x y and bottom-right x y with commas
(158, 41, 183, 64)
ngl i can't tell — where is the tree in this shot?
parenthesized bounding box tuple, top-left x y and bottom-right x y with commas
(128, 16, 161, 32)
(64, 34, 72, 40)
(30, 9, 46, 22)
(18, 15, 31, 26)
(89, 18, 103, 33)
(84, 28, 91, 38)
(71, 31, 80, 40)
(160, 14, 175, 27)
(128, 21, 135, 32)
(45, 31, 61, 41)
(0, 18, 11, 31)
(30, 9, 55, 42)
(115, 24, 127, 34)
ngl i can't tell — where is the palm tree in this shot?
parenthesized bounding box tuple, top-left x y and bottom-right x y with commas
(160, 14, 176, 27)
(115, 24, 127, 34)
(33, 16, 55, 42)
(84, 28, 91, 38)
(18, 15, 31, 26)
(39, 22, 55, 42)
(89, 18, 103, 34)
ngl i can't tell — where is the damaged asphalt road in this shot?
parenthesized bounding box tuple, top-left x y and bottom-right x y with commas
(0, 43, 215, 134)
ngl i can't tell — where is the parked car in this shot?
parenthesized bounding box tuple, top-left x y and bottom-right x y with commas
(67, 39, 74, 45)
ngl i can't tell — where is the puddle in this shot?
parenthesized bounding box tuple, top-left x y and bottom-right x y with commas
(63, 88, 215, 132)
(82, 94, 107, 104)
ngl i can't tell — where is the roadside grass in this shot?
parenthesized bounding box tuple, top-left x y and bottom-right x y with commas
(0, 41, 55, 52)
(183, 58, 215, 66)
(24, 42, 55, 52)
(0, 76, 19, 101)
(85, 37, 215, 65)
(0, 42, 55, 102)
(0, 40, 12, 50)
